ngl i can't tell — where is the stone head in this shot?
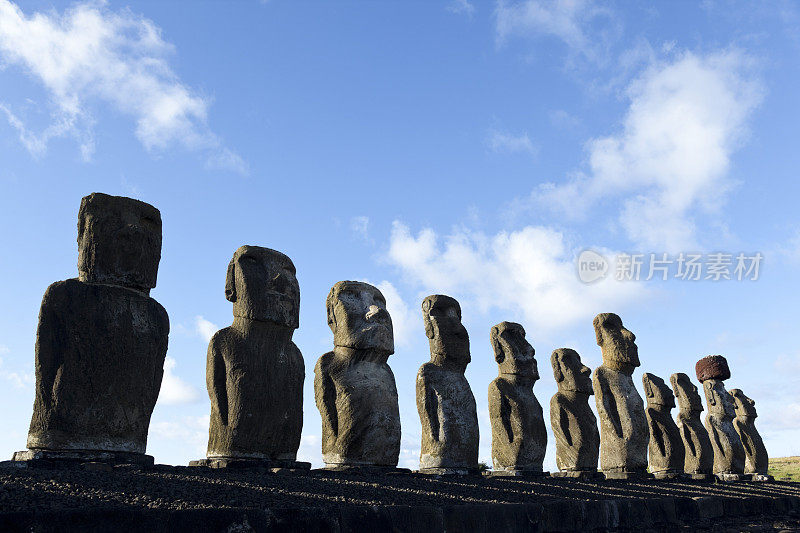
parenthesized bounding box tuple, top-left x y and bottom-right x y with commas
(670, 372, 703, 413)
(696, 355, 731, 382)
(729, 388, 757, 419)
(593, 313, 639, 374)
(490, 322, 537, 381)
(326, 281, 394, 355)
(702, 379, 736, 418)
(551, 348, 593, 395)
(77, 193, 162, 292)
(422, 294, 469, 369)
(225, 245, 299, 328)
(642, 373, 675, 409)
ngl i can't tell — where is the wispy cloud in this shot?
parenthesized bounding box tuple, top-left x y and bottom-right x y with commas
(386, 221, 648, 333)
(195, 315, 218, 344)
(158, 356, 200, 405)
(350, 216, 372, 244)
(447, 0, 475, 17)
(529, 49, 763, 251)
(0, 0, 245, 172)
(495, 0, 618, 66)
(487, 128, 537, 156)
(376, 280, 417, 348)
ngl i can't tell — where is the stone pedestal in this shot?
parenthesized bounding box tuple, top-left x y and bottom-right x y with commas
(550, 470, 603, 481)
(417, 467, 481, 476)
(188, 457, 310, 471)
(12, 449, 154, 467)
(486, 468, 549, 478)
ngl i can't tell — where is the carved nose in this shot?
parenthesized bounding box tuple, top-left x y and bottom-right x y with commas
(366, 305, 383, 320)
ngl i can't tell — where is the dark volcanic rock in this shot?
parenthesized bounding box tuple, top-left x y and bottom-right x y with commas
(25, 193, 168, 458)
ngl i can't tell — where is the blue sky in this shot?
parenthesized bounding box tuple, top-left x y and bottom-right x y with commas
(1, 0, 800, 470)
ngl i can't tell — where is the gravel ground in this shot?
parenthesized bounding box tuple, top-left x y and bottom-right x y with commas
(1, 464, 799, 531)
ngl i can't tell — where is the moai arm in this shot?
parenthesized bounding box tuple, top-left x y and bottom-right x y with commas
(559, 405, 573, 447)
(680, 423, 696, 457)
(417, 369, 440, 442)
(650, 415, 666, 457)
(594, 371, 623, 438)
(314, 356, 338, 441)
(489, 381, 513, 445)
(33, 284, 65, 410)
(206, 333, 228, 426)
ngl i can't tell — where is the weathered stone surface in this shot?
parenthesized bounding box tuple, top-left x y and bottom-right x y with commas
(416, 295, 479, 472)
(697, 356, 745, 477)
(696, 355, 730, 382)
(549, 348, 599, 474)
(642, 373, 684, 477)
(592, 313, 648, 477)
(24, 193, 168, 458)
(729, 388, 769, 477)
(670, 373, 713, 476)
(204, 246, 304, 462)
(488, 322, 546, 473)
(314, 281, 400, 467)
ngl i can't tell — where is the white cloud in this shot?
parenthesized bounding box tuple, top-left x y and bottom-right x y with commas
(151, 415, 209, 457)
(350, 216, 371, 243)
(158, 356, 200, 405)
(0, 0, 244, 170)
(376, 280, 417, 348)
(386, 221, 648, 333)
(195, 315, 218, 344)
(487, 128, 537, 156)
(495, 0, 615, 64)
(447, 0, 475, 17)
(0, 350, 34, 389)
(532, 50, 763, 251)
(296, 434, 321, 465)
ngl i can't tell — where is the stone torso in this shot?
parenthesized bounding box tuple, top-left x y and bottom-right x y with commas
(593, 365, 648, 472)
(206, 325, 304, 459)
(705, 393, 745, 475)
(550, 392, 599, 472)
(314, 352, 401, 466)
(28, 279, 169, 453)
(645, 406, 684, 473)
(733, 417, 768, 475)
(489, 377, 546, 471)
(676, 410, 713, 474)
(417, 363, 479, 469)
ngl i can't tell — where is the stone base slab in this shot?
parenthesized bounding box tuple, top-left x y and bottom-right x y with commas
(550, 470, 603, 481)
(10, 449, 154, 467)
(485, 469, 549, 478)
(603, 471, 654, 480)
(652, 471, 684, 480)
(715, 473, 746, 482)
(317, 465, 412, 475)
(417, 467, 482, 476)
(750, 474, 775, 482)
(686, 473, 715, 481)
(188, 458, 311, 471)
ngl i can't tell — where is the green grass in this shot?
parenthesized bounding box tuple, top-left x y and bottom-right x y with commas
(769, 456, 800, 481)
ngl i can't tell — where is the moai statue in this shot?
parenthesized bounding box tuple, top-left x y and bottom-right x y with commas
(487, 322, 547, 477)
(729, 388, 772, 481)
(190, 246, 307, 470)
(416, 295, 479, 475)
(592, 313, 649, 479)
(16, 193, 168, 466)
(550, 348, 600, 479)
(642, 373, 684, 479)
(670, 373, 713, 480)
(696, 355, 746, 481)
(314, 281, 401, 471)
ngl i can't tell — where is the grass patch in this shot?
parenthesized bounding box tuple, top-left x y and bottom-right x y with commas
(769, 456, 800, 481)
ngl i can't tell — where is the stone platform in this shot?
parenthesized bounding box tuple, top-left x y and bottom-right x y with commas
(1, 463, 799, 532)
